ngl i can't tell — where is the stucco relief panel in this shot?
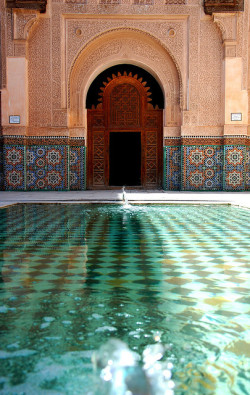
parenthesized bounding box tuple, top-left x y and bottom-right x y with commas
(125, 39, 181, 124)
(0, 2, 7, 88)
(28, 18, 52, 127)
(51, 12, 63, 112)
(74, 40, 123, 88)
(64, 17, 188, 92)
(239, 6, 249, 91)
(69, 34, 181, 128)
(7, 10, 14, 56)
(69, 39, 123, 125)
(187, 13, 199, 117)
(198, 20, 223, 126)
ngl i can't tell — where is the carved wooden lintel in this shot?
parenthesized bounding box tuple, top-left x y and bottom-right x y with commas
(6, 0, 47, 13)
(204, 0, 244, 15)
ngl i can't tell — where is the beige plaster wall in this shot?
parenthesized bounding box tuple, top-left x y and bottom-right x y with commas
(1, 57, 28, 127)
(225, 57, 248, 126)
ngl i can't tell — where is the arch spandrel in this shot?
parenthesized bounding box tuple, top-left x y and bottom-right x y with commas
(68, 29, 182, 133)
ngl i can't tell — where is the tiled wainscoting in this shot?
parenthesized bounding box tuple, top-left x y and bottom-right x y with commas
(1, 135, 250, 191)
(164, 136, 250, 191)
(0, 136, 86, 191)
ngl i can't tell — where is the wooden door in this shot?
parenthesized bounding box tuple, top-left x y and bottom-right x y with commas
(87, 73, 162, 189)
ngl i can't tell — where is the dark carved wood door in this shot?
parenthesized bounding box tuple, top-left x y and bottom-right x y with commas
(87, 73, 163, 189)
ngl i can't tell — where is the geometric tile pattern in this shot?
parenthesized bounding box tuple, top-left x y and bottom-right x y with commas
(165, 146, 181, 190)
(1, 135, 250, 191)
(69, 146, 86, 190)
(246, 145, 250, 191)
(164, 136, 250, 191)
(0, 204, 249, 394)
(224, 145, 246, 191)
(1, 136, 86, 191)
(3, 145, 25, 190)
(26, 145, 68, 190)
(183, 145, 223, 190)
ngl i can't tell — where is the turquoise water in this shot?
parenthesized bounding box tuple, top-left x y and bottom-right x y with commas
(0, 204, 250, 394)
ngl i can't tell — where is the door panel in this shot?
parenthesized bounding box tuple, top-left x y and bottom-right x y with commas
(93, 131, 105, 187)
(87, 75, 163, 189)
(145, 131, 158, 187)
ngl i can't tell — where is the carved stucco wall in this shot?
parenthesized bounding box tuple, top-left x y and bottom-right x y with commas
(249, 13, 250, 131)
(28, 17, 52, 128)
(64, 16, 188, 92)
(1, 0, 250, 192)
(63, 14, 189, 137)
(182, 13, 223, 135)
(198, 19, 223, 129)
(68, 29, 181, 135)
(8, 0, 246, 137)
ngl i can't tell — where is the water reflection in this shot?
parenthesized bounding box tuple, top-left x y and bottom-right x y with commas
(0, 204, 249, 394)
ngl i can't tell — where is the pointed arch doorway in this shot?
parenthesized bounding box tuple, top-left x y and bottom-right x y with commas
(87, 69, 163, 189)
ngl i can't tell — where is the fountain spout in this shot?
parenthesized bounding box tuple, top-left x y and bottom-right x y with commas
(122, 186, 130, 207)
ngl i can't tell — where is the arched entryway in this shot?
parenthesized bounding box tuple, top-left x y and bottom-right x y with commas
(87, 66, 164, 189)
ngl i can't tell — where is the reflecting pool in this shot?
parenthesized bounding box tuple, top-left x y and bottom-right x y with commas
(0, 204, 250, 394)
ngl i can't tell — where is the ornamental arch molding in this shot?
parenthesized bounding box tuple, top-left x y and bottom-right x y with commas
(68, 28, 182, 133)
(13, 10, 39, 40)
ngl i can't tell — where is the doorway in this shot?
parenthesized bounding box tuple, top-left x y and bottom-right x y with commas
(109, 132, 141, 186)
(87, 68, 163, 189)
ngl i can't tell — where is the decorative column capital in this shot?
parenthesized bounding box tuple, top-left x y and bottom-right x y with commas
(213, 13, 237, 42)
(213, 13, 238, 58)
(13, 10, 38, 41)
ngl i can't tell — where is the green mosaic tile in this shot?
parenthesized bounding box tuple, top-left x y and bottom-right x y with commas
(0, 204, 249, 394)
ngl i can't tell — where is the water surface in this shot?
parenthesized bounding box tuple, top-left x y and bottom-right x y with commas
(0, 204, 249, 394)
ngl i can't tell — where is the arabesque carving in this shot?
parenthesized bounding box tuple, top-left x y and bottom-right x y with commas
(68, 28, 181, 130)
(66, 23, 185, 91)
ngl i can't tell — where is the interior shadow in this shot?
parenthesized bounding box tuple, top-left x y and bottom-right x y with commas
(109, 132, 141, 186)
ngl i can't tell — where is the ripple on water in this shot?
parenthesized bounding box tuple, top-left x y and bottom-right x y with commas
(0, 204, 249, 394)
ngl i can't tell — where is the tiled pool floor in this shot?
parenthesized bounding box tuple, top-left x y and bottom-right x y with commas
(0, 203, 250, 394)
